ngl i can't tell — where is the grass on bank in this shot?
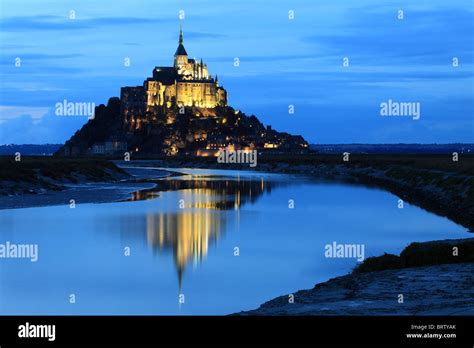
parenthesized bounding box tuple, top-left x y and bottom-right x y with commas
(0, 157, 128, 183)
(353, 239, 474, 273)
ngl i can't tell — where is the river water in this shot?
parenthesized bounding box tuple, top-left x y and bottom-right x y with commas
(0, 167, 468, 314)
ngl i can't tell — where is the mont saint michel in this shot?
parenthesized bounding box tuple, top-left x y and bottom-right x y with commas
(56, 22, 308, 157)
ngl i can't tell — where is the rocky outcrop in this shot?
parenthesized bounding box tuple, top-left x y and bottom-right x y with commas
(55, 97, 308, 157)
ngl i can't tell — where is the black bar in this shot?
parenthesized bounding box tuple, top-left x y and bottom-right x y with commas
(0, 316, 472, 346)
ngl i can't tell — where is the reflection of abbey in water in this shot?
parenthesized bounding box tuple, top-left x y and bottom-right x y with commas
(147, 208, 223, 290)
(142, 178, 282, 289)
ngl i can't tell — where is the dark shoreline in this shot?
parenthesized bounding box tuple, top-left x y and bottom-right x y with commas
(0, 158, 181, 209)
(0, 158, 130, 195)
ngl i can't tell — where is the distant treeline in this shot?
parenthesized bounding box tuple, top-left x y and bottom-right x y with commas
(311, 143, 474, 154)
(0, 144, 62, 156)
(1, 143, 473, 156)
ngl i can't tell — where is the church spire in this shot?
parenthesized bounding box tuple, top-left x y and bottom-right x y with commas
(174, 19, 188, 58)
(179, 19, 183, 45)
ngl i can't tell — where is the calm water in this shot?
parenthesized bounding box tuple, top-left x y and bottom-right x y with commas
(0, 168, 469, 315)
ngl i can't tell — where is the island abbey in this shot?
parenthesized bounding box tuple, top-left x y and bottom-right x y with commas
(57, 21, 309, 157)
(120, 21, 227, 123)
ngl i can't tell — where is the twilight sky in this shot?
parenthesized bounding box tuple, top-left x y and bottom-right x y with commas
(0, 0, 473, 144)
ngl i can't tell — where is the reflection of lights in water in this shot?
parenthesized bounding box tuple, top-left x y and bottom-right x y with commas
(146, 189, 224, 290)
(134, 177, 281, 291)
(235, 190, 240, 210)
(130, 190, 159, 201)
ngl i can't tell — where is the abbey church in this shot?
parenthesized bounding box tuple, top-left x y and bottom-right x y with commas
(120, 22, 228, 122)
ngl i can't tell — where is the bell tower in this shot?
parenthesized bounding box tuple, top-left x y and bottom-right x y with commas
(174, 20, 188, 69)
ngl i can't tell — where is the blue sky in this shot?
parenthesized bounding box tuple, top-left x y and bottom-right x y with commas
(0, 0, 472, 144)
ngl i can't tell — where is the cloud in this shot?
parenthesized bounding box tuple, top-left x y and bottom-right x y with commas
(206, 53, 315, 63)
(0, 108, 87, 144)
(184, 31, 226, 40)
(304, 8, 474, 65)
(0, 105, 50, 122)
(0, 15, 170, 32)
(0, 53, 83, 66)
